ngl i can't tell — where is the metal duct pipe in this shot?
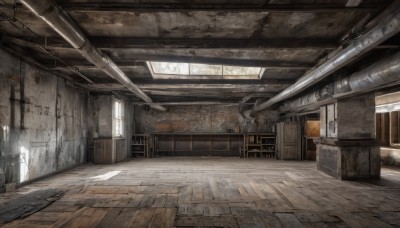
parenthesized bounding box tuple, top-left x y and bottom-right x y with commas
(254, 4, 400, 112)
(20, 0, 166, 111)
(349, 51, 400, 92)
(280, 84, 333, 112)
(281, 50, 400, 112)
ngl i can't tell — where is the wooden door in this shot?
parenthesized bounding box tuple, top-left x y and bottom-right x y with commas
(277, 122, 300, 160)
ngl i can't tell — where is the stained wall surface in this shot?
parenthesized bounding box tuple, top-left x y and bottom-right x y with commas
(134, 105, 279, 133)
(0, 49, 90, 185)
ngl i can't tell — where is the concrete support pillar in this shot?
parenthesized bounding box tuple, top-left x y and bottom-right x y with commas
(316, 94, 380, 179)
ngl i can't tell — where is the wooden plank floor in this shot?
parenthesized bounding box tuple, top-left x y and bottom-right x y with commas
(1, 157, 400, 227)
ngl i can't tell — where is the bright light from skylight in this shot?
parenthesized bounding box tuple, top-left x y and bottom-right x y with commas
(224, 66, 261, 75)
(151, 62, 189, 75)
(147, 62, 264, 79)
(190, 63, 222, 75)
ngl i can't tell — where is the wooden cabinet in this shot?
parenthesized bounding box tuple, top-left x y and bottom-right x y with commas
(243, 133, 276, 158)
(276, 122, 301, 160)
(93, 138, 126, 164)
(132, 134, 149, 158)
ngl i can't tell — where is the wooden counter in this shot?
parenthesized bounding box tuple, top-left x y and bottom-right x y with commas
(152, 133, 244, 157)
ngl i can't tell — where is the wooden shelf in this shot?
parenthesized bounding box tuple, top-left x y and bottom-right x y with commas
(132, 134, 150, 158)
(242, 133, 276, 159)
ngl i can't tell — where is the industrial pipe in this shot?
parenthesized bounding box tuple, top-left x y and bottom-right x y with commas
(20, 0, 166, 111)
(281, 50, 400, 112)
(254, 3, 400, 112)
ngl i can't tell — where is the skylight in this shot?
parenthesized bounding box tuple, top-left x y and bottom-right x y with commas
(147, 62, 264, 79)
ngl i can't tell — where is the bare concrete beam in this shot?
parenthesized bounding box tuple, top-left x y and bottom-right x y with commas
(376, 91, 400, 106)
(7, 35, 399, 53)
(56, 3, 378, 12)
(131, 101, 243, 106)
(4, 37, 313, 69)
(241, 94, 255, 103)
(346, 0, 363, 7)
(47, 37, 339, 50)
(97, 57, 314, 69)
(140, 90, 277, 97)
(121, 78, 295, 85)
(88, 83, 289, 93)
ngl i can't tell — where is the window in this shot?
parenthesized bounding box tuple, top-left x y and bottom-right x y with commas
(147, 62, 264, 79)
(376, 111, 400, 147)
(113, 100, 123, 137)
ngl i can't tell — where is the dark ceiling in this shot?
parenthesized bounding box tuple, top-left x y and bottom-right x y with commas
(0, 0, 398, 105)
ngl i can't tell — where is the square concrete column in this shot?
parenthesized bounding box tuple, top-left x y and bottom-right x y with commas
(316, 94, 380, 179)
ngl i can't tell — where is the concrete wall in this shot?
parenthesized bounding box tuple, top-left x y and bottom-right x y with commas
(91, 95, 113, 138)
(320, 94, 375, 139)
(0, 49, 90, 185)
(124, 101, 133, 158)
(336, 94, 376, 139)
(134, 105, 278, 133)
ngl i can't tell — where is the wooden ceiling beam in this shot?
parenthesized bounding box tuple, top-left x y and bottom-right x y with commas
(54, 3, 379, 12)
(88, 83, 289, 92)
(78, 37, 338, 50)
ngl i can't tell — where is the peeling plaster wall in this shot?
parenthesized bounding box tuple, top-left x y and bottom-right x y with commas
(124, 101, 134, 158)
(0, 49, 90, 185)
(135, 105, 278, 133)
(91, 95, 113, 138)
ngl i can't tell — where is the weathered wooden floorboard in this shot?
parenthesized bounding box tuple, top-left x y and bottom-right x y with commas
(0, 158, 399, 227)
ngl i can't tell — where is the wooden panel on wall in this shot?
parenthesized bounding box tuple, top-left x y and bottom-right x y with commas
(283, 145, 298, 160)
(94, 138, 114, 164)
(115, 138, 126, 162)
(192, 136, 211, 151)
(175, 136, 191, 151)
(283, 124, 297, 144)
(94, 138, 127, 164)
(153, 133, 243, 156)
(93, 140, 104, 163)
(211, 136, 229, 151)
(158, 135, 174, 151)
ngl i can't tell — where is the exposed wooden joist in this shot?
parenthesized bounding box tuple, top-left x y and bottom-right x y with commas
(120, 78, 295, 84)
(44, 37, 339, 50)
(4, 37, 312, 69)
(6, 35, 399, 55)
(102, 57, 313, 69)
(131, 101, 244, 106)
(140, 90, 277, 97)
(346, 0, 364, 7)
(241, 94, 256, 103)
(88, 83, 289, 93)
(59, 58, 312, 69)
(55, 3, 378, 12)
